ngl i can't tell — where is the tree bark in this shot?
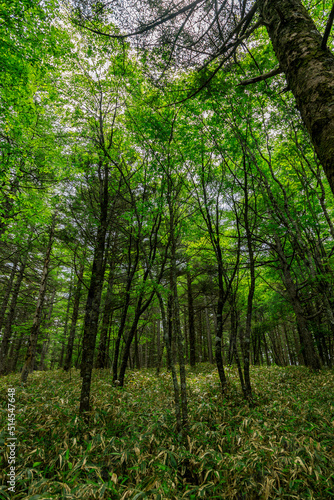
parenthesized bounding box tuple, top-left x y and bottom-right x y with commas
(0, 256, 18, 333)
(187, 272, 196, 366)
(63, 262, 84, 371)
(259, 0, 334, 194)
(79, 164, 109, 413)
(21, 214, 56, 383)
(96, 260, 115, 369)
(0, 251, 27, 374)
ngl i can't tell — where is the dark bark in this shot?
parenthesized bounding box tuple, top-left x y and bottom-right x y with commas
(205, 297, 213, 364)
(21, 214, 56, 383)
(156, 289, 182, 434)
(0, 256, 18, 333)
(79, 164, 109, 413)
(273, 234, 322, 370)
(0, 252, 27, 375)
(259, 0, 334, 195)
(242, 162, 254, 401)
(187, 272, 196, 366)
(59, 279, 73, 368)
(112, 233, 139, 382)
(63, 262, 84, 371)
(38, 288, 56, 370)
(96, 261, 115, 369)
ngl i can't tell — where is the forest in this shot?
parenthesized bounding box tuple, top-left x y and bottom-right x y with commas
(0, 0, 334, 498)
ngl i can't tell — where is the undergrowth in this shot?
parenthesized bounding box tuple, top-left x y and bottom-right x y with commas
(0, 364, 333, 499)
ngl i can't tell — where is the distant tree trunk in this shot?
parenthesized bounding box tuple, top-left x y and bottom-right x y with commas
(156, 289, 182, 433)
(112, 233, 139, 382)
(21, 214, 56, 383)
(38, 288, 56, 370)
(7, 325, 25, 374)
(167, 294, 173, 369)
(0, 251, 28, 374)
(205, 298, 213, 364)
(58, 279, 73, 368)
(0, 256, 18, 333)
(215, 258, 228, 396)
(187, 272, 196, 367)
(273, 234, 322, 370)
(63, 262, 84, 372)
(156, 318, 164, 374)
(118, 284, 156, 385)
(96, 261, 115, 369)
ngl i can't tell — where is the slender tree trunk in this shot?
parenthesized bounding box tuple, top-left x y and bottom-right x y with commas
(205, 297, 213, 364)
(21, 214, 56, 383)
(96, 261, 115, 369)
(0, 252, 28, 374)
(274, 235, 321, 369)
(187, 272, 196, 367)
(156, 290, 182, 434)
(243, 163, 254, 401)
(0, 257, 18, 333)
(64, 262, 84, 372)
(59, 279, 73, 368)
(38, 288, 56, 371)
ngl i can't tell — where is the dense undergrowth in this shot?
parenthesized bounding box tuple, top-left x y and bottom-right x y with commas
(0, 364, 334, 499)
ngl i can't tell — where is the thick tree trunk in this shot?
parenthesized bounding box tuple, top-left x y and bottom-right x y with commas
(79, 164, 109, 413)
(21, 214, 56, 383)
(79, 222, 107, 413)
(259, 0, 334, 194)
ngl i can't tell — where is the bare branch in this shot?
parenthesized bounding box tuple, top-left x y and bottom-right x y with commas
(321, 3, 334, 50)
(237, 66, 282, 86)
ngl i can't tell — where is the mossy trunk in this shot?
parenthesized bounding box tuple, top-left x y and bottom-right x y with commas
(259, 0, 334, 194)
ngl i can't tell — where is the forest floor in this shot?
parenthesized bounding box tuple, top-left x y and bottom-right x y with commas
(0, 364, 334, 499)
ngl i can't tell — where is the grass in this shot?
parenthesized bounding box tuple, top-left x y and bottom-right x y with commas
(0, 363, 334, 499)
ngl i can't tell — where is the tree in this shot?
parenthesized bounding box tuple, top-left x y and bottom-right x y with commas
(73, 0, 334, 196)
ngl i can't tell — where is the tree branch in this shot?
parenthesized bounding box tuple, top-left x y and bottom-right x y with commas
(237, 66, 282, 86)
(321, 3, 334, 50)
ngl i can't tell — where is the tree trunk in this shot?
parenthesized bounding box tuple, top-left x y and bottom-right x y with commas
(259, 0, 334, 194)
(274, 235, 322, 369)
(38, 288, 56, 371)
(187, 272, 196, 367)
(79, 164, 109, 413)
(156, 290, 182, 434)
(205, 298, 213, 364)
(0, 251, 27, 374)
(21, 214, 56, 383)
(59, 278, 73, 368)
(0, 256, 18, 333)
(96, 261, 115, 369)
(63, 262, 84, 372)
